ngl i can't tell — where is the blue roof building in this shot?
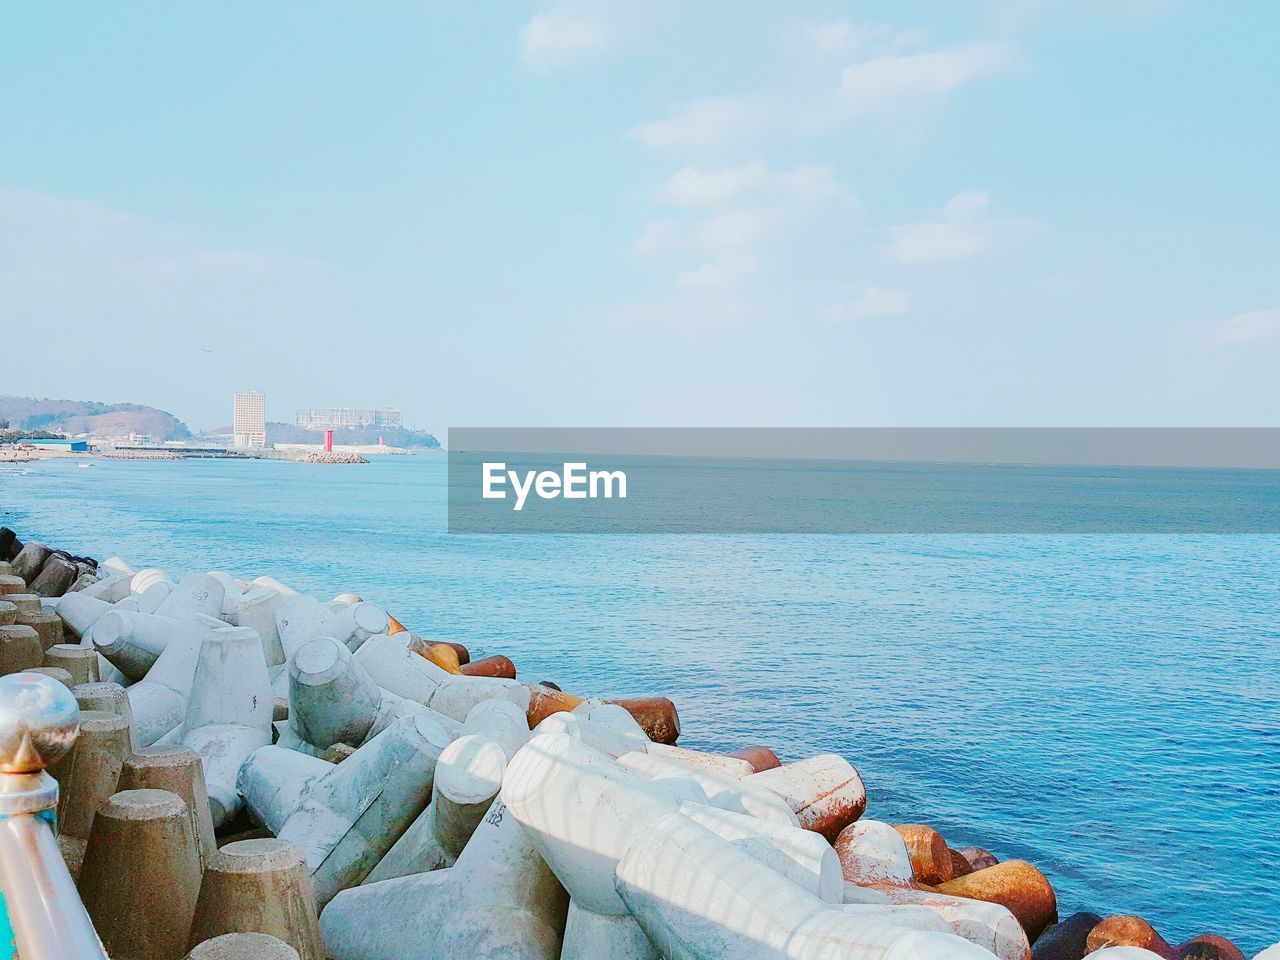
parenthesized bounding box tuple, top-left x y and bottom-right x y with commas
(16, 438, 89, 452)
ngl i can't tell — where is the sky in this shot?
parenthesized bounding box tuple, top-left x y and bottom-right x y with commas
(1, 1, 1277, 434)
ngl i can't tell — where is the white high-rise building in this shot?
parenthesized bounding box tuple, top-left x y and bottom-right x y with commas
(294, 407, 402, 430)
(233, 392, 266, 448)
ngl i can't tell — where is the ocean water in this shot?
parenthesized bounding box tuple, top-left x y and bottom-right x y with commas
(3, 455, 1278, 951)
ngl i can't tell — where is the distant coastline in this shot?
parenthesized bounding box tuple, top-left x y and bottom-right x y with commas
(0, 393, 441, 452)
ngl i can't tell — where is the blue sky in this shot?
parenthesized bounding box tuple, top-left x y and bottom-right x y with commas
(2, 1, 1276, 432)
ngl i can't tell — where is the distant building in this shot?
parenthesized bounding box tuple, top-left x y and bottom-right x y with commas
(233, 392, 266, 448)
(295, 406, 402, 431)
(17, 438, 89, 452)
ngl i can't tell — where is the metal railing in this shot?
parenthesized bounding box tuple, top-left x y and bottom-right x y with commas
(0, 673, 109, 960)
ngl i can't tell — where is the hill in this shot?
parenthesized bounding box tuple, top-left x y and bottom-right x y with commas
(0, 395, 192, 441)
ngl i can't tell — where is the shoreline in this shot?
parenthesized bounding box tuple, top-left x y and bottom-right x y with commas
(2, 522, 1276, 959)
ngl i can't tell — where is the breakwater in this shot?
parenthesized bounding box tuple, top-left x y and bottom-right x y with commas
(0, 522, 1277, 960)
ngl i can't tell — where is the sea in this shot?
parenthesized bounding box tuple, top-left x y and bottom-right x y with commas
(3, 454, 1277, 951)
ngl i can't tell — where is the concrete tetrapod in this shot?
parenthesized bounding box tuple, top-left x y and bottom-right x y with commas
(933, 861, 1058, 943)
(837, 821, 1030, 960)
(325, 600, 388, 652)
(619, 749, 800, 826)
(10, 541, 52, 583)
(1179, 937, 1246, 960)
(253, 575, 299, 598)
(30, 554, 79, 597)
(894, 824, 956, 885)
(273, 684, 459, 758)
(288, 637, 382, 749)
(24, 665, 74, 687)
(1030, 913, 1103, 960)
(119, 746, 219, 869)
(730, 745, 783, 772)
(570, 796, 850, 960)
(460, 654, 517, 679)
(679, 801, 844, 902)
(318, 798, 570, 960)
(744, 753, 868, 842)
(501, 732, 694, 960)
(78, 788, 204, 960)
(227, 585, 289, 668)
(74, 680, 134, 727)
(43, 643, 100, 685)
(5, 599, 41, 619)
(275, 712, 454, 906)
(49, 709, 132, 877)
(129, 568, 175, 613)
(126, 614, 227, 747)
(4, 594, 41, 619)
(846, 884, 1029, 960)
(533, 709, 650, 759)
(188, 838, 325, 960)
(615, 810, 989, 960)
(79, 567, 135, 604)
(956, 848, 1001, 874)
(276, 595, 336, 663)
(837, 820, 918, 887)
(94, 609, 197, 681)
(355, 632, 530, 721)
(21, 609, 64, 650)
(0, 599, 14, 626)
(458, 697, 531, 761)
(237, 746, 335, 834)
(181, 625, 274, 828)
(0, 624, 43, 675)
(364, 732, 508, 883)
(1084, 918, 1178, 959)
(155, 573, 228, 621)
(186, 933, 300, 960)
(647, 741, 756, 778)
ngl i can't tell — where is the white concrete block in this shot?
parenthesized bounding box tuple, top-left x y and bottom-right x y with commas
(126, 614, 226, 747)
(277, 713, 453, 905)
(289, 637, 382, 749)
(364, 733, 507, 883)
(155, 572, 226, 620)
(620, 750, 799, 826)
(181, 625, 274, 827)
(318, 798, 568, 960)
(615, 811, 987, 960)
(238, 745, 335, 833)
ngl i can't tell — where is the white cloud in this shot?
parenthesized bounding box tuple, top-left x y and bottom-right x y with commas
(631, 37, 1016, 153)
(635, 164, 860, 291)
(634, 218, 684, 255)
(677, 253, 760, 290)
(654, 163, 853, 209)
(838, 43, 1016, 112)
(1213, 308, 1280, 344)
(0, 187, 312, 284)
(630, 95, 770, 153)
(886, 190, 1025, 264)
(519, 10, 609, 72)
(826, 287, 914, 323)
(802, 20, 928, 58)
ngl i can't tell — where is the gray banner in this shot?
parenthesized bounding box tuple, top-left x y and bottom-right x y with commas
(447, 428, 1280, 534)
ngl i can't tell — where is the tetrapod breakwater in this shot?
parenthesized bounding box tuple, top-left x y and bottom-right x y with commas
(0, 523, 1276, 960)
